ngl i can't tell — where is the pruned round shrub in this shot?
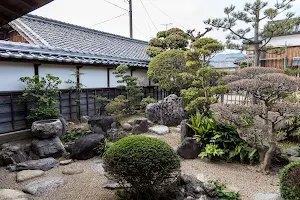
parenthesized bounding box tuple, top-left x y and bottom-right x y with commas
(280, 161, 300, 200)
(140, 96, 157, 111)
(28, 106, 60, 123)
(103, 136, 181, 200)
(105, 95, 128, 116)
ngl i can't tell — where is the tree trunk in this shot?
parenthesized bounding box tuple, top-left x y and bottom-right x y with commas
(254, 44, 260, 66)
(260, 142, 276, 172)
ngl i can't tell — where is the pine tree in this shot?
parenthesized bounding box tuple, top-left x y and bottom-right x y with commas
(204, 0, 299, 66)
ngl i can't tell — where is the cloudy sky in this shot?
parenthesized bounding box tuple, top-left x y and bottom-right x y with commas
(31, 0, 300, 42)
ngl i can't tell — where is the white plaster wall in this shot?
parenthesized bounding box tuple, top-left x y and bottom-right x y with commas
(0, 62, 34, 91)
(268, 34, 300, 47)
(80, 66, 107, 88)
(132, 69, 149, 86)
(109, 68, 131, 88)
(39, 64, 76, 89)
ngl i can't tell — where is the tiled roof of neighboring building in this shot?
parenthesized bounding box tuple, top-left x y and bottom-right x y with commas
(0, 40, 149, 67)
(6, 14, 150, 67)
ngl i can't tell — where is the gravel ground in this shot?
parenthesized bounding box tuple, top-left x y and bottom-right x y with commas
(161, 132, 281, 200)
(0, 130, 280, 200)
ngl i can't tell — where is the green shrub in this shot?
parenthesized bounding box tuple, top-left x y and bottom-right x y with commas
(105, 95, 129, 117)
(188, 111, 258, 163)
(140, 97, 157, 111)
(96, 139, 111, 157)
(103, 136, 180, 200)
(19, 74, 61, 122)
(210, 181, 241, 200)
(280, 161, 300, 200)
(61, 130, 92, 143)
(27, 106, 60, 123)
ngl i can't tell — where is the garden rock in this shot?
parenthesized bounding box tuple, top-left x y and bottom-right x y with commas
(288, 156, 300, 162)
(283, 146, 300, 156)
(59, 115, 67, 137)
(132, 118, 149, 134)
(31, 119, 63, 139)
(0, 144, 30, 166)
(177, 138, 201, 159)
(17, 170, 45, 182)
(91, 163, 105, 174)
(122, 123, 132, 131)
(146, 94, 185, 126)
(88, 116, 117, 136)
(7, 158, 59, 172)
(180, 119, 195, 142)
(31, 137, 66, 158)
(80, 115, 90, 123)
(70, 134, 105, 160)
(59, 159, 73, 165)
(252, 192, 283, 200)
(103, 180, 123, 190)
(149, 125, 169, 135)
(22, 177, 65, 196)
(62, 165, 84, 175)
(0, 189, 28, 200)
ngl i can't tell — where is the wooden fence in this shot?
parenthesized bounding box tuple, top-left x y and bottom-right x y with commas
(0, 86, 168, 134)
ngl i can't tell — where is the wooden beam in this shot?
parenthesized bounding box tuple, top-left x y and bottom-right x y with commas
(0, 2, 22, 16)
(20, 0, 38, 8)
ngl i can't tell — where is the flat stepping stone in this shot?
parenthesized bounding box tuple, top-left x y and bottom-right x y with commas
(288, 156, 300, 162)
(62, 165, 84, 175)
(23, 177, 65, 196)
(149, 125, 169, 135)
(0, 189, 28, 200)
(59, 159, 73, 165)
(252, 192, 283, 200)
(17, 170, 45, 182)
(7, 158, 59, 172)
(91, 163, 105, 174)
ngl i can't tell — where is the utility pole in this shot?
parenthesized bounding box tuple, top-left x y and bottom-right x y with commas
(161, 23, 172, 30)
(129, 0, 133, 38)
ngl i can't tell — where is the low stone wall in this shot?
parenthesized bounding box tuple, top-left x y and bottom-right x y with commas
(0, 129, 34, 145)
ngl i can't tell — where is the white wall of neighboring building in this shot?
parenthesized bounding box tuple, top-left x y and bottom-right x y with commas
(132, 69, 149, 86)
(268, 34, 300, 47)
(80, 66, 107, 88)
(39, 64, 76, 89)
(0, 62, 34, 91)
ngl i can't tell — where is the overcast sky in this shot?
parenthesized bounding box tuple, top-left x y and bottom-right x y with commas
(31, 0, 300, 42)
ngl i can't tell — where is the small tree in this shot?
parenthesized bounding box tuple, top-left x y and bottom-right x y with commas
(146, 28, 189, 58)
(180, 38, 227, 115)
(66, 69, 85, 119)
(204, 0, 299, 66)
(113, 65, 144, 112)
(19, 74, 61, 122)
(148, 49, 187, 93)
(211, 67, 300, 172)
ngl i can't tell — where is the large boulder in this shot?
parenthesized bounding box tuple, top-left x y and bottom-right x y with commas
(70, 134, 105, 160)
(59, 115, 67, 137)
(31, 137, 66, 158)
(132, 118, 149, 134)
(88, 116, 117, 136)
(180, 119, 195, 142)
(23, 177, 65, 196)
(146, 94, 185, 126)
(177, 138, 201, 159)
(7, 157, 59, 172)
(0, 144, 30, 166)
(31, 119, 63, 139)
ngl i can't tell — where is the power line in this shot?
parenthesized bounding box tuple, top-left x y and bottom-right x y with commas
(90, 13, 128, 27)
(103, 0, 128, 11)
(139, 0, 158, 31)
(145, 0, 186, 30)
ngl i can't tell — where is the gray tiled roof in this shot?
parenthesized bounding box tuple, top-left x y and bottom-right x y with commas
(7, 14, 150, 66)
(0, 40, 149, 67)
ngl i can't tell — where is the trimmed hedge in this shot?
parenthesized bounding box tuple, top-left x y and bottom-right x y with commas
(103, 136, 180, 199)
(280, 161, 300, 200)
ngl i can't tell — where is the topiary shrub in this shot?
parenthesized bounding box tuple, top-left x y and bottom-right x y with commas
(103, 136, 181, 200)
(280, 161, 300, 200)
(105, 95, 129, 117)
(140, 96, 157, 111)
